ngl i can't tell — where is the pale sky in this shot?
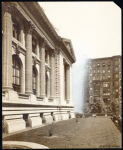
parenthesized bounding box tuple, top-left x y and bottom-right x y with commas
(38, 2, 121, 59)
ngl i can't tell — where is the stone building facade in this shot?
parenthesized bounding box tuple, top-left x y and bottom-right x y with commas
(2, 2, 76, 133)
(89, 55, 122, 115)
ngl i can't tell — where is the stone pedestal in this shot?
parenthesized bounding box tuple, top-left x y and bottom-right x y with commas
(29, 117, 42, 127)
(53, 114, 59, 122)
(43, 115, 53, 124)
(58, 114, 62, 121)
(5, 119, 26, 133)
(8, 90, 18, 100)
(71, 113, 75, 118)
(61, 114, 69, 120)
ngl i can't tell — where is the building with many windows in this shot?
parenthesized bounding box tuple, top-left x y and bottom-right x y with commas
(88, 55, 122, 115)
(2, 2, 76, 133)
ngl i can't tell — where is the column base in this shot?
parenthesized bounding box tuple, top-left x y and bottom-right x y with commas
(39, 94, 45, 99)
(2, 86, 13, 91)
(66, 99, 70, 103)
(25, 91, 32, 95)
(49, 96, 55, 99)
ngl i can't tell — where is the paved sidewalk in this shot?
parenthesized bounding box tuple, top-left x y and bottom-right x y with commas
(3, 117, 121, 148)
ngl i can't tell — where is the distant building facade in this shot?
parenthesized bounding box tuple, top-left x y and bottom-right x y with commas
(2, 2, 76, 133)
(88, 55, 122, 115)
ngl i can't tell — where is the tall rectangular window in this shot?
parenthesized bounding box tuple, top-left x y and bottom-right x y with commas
(97, 63, 100, 67)
(12, 18, 21, 42)
(115, 67, 118, 72)
(102, 69, 105, 73)
(97, 69, 100, 73)
(32, 37, 36, 54)
(108, 68, 111, 73)
(108, 62, 111, 66)
(115, 60, 119, 65)
(103, 75, 105, 80)
(102, 63, 105, 67)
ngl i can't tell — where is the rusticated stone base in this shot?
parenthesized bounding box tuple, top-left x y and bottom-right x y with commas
(43, 115, 53, 124)
(5, 119, 26, 133)
(29, 117, 42, 127)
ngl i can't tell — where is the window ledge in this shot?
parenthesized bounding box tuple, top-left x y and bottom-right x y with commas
(12, 37, 25, 50)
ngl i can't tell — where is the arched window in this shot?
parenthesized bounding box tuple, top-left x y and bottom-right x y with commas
(12, 55, 21, 93)
(32, 67, 37, 95)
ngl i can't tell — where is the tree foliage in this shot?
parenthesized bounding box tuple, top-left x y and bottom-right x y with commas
(110, 99, 119, 116)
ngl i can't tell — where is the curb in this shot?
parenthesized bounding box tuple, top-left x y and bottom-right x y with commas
(2, 141, 49, 149)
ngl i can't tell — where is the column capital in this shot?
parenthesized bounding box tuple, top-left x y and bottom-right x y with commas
(24, 21, 35, 35)
(2, 2, 16, 14)
(55, 46, 60, 54)
(41, 38, 47, 48)
(63, 58, 67, 64)
(50, 48, 55, 56)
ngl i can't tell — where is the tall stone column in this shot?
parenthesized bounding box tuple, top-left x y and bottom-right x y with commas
(66, 64, 70, 103)
(25, 21, 35, 95)
(55, 48, 60, 104)
(40, 39, 46, 98)
(36, 39, 39, 59)
(50, 50, 55, 99)
(36, 73, 39, 97)
(2, 2, 14, 90)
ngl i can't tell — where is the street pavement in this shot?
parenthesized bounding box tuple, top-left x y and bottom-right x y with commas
(3, 116, 121, 148)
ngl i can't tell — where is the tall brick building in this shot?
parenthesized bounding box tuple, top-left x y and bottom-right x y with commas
(88, 55, 122, 115)
(2, 2, 76, 133)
